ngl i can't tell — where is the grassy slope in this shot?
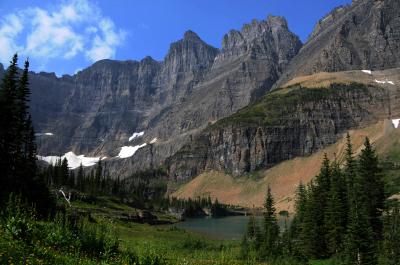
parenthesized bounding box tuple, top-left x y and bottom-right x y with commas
(210, 83, 371, 129)
(0, 196, 262, 265)
(173, 120, 400, 213)
(66, 198, 245, 264)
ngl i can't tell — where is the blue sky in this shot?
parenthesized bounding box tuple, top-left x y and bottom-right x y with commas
(0, 0, 351, 75)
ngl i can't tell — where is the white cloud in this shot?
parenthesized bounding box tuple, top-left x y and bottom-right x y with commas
(85, 18, 126, 61)
(0, 0, 126, 66)
(0, 14, 24, 63)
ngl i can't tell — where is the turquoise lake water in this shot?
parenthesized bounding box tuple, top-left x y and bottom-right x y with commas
(175, 216, 262, 240)
(175, 215, 289, 240)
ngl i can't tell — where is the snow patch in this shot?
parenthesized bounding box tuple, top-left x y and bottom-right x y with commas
(117, 143, 147, 159)
(375, 79, 395, 85)
(35, 132, 54, 136)
(129, 131, 144, 142)
(362, 70, 372, 75)
(392, 119, 400, 129)
(150, 138, 158, 144)
(38, 152, 101, 169)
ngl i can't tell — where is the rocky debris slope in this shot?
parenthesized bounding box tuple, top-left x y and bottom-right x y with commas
(276, 0, 400, 87)
(167, 81, 400, 180)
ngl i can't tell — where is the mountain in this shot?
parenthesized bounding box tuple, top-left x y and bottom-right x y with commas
(20, 15, 301, 176)
(167, 69, 400, 180)
(172, 118, 400, 212)
(4, 0, 399, 191)
(276, 0, 400, 87)
(167, 0, 400, 181)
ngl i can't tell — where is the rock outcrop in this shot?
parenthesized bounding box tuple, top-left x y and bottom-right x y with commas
(276, 0, 400, 87)
(21, 15, 301, 176)
(167, 82, 400, 180)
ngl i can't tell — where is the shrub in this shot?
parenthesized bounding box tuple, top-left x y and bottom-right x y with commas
(43, 212, 76, 249)
(1, 194, 35, 243)
(77, 217, 119, 257)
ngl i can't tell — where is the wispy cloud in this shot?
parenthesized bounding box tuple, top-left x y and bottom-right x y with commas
(0, 0, 126, 67)
(85, 18, 126, 61)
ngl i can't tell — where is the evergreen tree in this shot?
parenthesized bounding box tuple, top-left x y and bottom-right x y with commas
(300, 181, 323, 259)
(77, 163, 84, 190)
(246, 214, 262, 251)
(0, 54, 20, 203)
(382, 205, 400, 265)
(59, 158, 69, 186)
(313, 154, 331, 258)
(325, 157, 347, 255)
(358, 137, 384, 240)
(95, 158, 103, 192)
(0, 55, 54, 216)
(297, 156, 332, 259)
(344, 136, 377, 265)
(261, 186, 280, 260)
(290, 182, 307, 259)
(344, 133, 356, 200)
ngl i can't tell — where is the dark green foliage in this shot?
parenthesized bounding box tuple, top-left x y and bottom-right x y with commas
(240, 186, 280, 262)
(261, 186, 281, 259)
(240, 214, 262, 261)
(210, 198, 231, 217)
(0, 194, 170, 264)
(168, 196, 229, 218)
(2, 194, 35, 243)
(358, 137, 385, 240)
(42, 160, 170, 210)
(0, 55, 54, 217)
(246, 214, 262, 251)
(325, 159, 347, 255)
(344, 137, 380, 265)
(211, 83, 372, 129)
(381, 205, 400, 265)
(243, 136, 391, 265)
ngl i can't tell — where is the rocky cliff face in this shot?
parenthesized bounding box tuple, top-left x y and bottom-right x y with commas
(167, 82, 400, 180)
(17, 0, 400, 179)
(23, 15, 301, 176)
(276, 0, 400, 87)
(129, 16, 302, 175)
(27, 31, 219, 156)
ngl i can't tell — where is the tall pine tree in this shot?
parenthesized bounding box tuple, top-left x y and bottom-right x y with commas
(325, 157, 347, 255)
(0, 54, 19, 203)
(345, 136, 377, 265)
(358, 137, 384, 240)
(261, 185, 280, 260)
(0, 55, 54, 216)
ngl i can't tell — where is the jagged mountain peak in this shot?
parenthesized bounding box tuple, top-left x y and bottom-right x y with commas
(221, 14, 301, 53)
(183, 30, 202, 42)
(163, 30, 219, 75)
(266, 15, 289, 29)
(140, 56, 160, 64)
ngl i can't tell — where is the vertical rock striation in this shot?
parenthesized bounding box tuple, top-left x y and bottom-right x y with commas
(167, 83, 400, 180)
(22, 15, 302, 177)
